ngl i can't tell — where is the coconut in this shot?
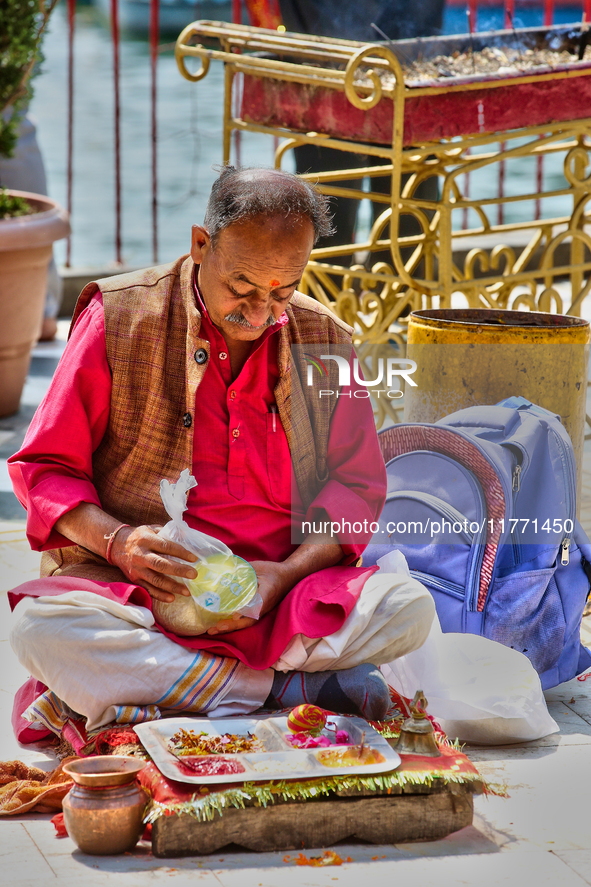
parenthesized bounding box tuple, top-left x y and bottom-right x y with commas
(152, 552, 258, 636)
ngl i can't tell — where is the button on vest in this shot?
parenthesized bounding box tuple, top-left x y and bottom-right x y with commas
(194, 348, 207, 364)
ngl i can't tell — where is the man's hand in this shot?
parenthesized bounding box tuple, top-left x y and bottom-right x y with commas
(53, 502, 199, 604)
(206, 560, 291, 635)
(110, 525, 199, 603)
(205, 520, 345, 635)
(54, 503, 342, 622)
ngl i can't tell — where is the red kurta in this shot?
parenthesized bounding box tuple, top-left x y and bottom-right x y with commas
(8, 285, 386, 667)
(9, 288, 385, 563)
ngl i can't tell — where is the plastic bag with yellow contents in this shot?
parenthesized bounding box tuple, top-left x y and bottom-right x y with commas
(151, 469, 262, 635)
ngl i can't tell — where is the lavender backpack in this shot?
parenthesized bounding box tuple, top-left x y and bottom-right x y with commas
(362, 396, 591, 689)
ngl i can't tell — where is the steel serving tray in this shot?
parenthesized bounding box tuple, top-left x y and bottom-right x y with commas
(134, 714, 401, 785)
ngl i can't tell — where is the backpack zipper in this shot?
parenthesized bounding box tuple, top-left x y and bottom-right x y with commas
(512, 464, 521, 492)
(550, 428, 576, 566)
(450, 433, 514, 611)
(385, 490, 473, 539)
(410, 569, 466, 601)
(511, 461, 523, 565)
(386, 489, 487, 611)
(561, 537, 571, 566)
(503, 440, 529, 567)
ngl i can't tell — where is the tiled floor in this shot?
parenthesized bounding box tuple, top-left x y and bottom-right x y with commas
(2, 323, 591, 885)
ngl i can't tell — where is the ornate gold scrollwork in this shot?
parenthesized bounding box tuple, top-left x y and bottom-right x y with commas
(303, 256, 416, 346)
(333, 287, 361, 330)
(274, 137, 302, 168)
(512, 291, 538, 310)
(343, 45, 403, 111)
(342, 265, 366, 293)
(490, 245, 516, 276)
(466, 246, 517, 308)
(354, 341, 407, 427)
(502, 280, 535, 311)
(537, 287, 564, 313)
(571, 191, 591, 230)
(175, 26, 212, 83)
(540, 227, 591, 272)
(463, 245, 514, 279)
(570, 277, 591, 317)
(174, 21, 591, 430)
(464, 248, 490, 280)
(564, 145, 591, 189)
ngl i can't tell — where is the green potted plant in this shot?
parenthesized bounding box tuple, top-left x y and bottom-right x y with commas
(0, 0, 69, 417)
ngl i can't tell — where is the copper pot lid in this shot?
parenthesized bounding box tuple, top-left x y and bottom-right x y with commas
(63, 755, 146, 787)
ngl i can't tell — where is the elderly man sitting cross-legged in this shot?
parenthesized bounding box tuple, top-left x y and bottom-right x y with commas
(7, 167, 434, 742)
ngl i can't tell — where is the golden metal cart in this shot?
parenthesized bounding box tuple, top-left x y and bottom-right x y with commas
(176, 21, 591, 428)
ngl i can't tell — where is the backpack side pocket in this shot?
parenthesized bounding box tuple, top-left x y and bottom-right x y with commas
(484, 567, 564, 673)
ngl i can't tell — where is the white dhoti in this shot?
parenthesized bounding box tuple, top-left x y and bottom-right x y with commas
(10, 570, 434, 733)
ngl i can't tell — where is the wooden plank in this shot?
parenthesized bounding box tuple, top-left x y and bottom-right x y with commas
(152, 787, 473, 857)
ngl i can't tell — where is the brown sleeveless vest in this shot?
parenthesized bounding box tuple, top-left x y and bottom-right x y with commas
(41, 255, 353, 578)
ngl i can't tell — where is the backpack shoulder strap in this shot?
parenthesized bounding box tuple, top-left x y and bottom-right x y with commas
(378, 424, 507, 611)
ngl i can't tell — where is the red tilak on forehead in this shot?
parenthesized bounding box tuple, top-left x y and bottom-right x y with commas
(269, 279, 280, 287)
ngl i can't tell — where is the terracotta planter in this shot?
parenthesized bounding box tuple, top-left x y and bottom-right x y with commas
(0, 190, 70, 417)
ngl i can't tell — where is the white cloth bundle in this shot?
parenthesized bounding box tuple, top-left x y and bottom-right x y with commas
(377, 551, 559, 744)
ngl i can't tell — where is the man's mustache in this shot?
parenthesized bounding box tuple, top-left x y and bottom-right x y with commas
(224, 311, 277, 330)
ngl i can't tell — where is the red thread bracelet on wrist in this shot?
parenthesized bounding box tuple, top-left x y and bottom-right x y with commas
(103, 524, 130, 565)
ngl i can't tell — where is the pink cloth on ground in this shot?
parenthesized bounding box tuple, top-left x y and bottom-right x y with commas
(12, 678, 52, 743)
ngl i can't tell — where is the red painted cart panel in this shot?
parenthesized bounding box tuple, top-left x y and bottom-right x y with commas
(241, 66, 591, 147)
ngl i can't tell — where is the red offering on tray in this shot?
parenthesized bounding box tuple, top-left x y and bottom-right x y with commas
(176, 756, 246, 777)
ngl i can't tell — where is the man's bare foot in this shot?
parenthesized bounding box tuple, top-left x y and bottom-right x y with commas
(39, 317, 58, 342)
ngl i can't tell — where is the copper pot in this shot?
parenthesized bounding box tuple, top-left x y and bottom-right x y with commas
(62, 756, 148, 855)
